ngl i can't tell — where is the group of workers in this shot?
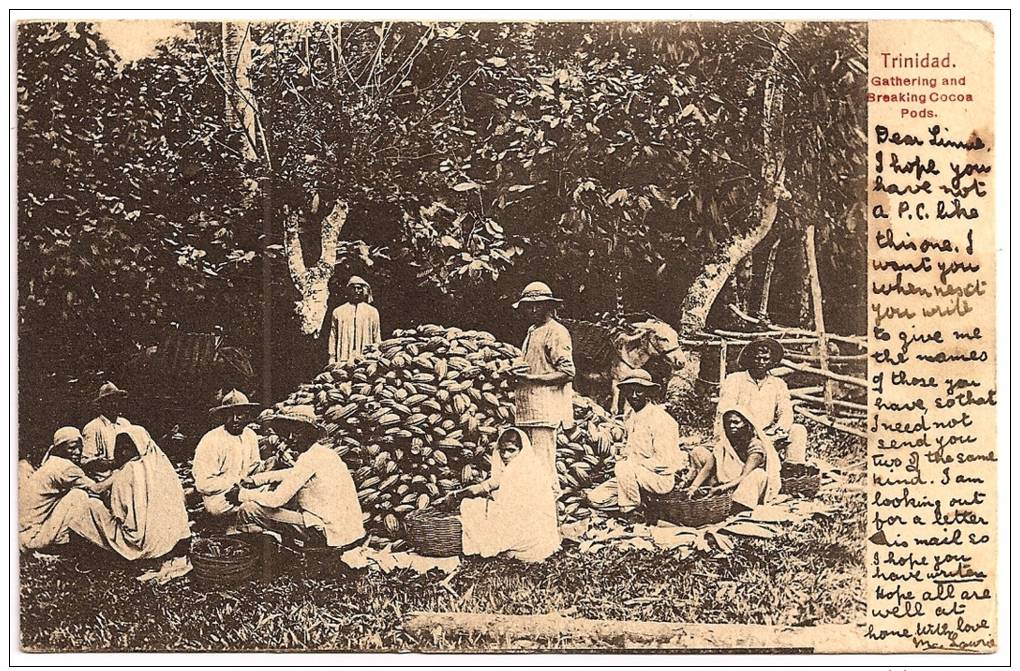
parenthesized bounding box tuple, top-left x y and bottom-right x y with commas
(19, 278, 808, 569)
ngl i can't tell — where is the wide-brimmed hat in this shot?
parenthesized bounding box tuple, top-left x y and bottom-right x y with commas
(737, 337, 784, 370)
(209, 389, 261, 417)
(94, 381, 128, 404)
(265, 405, 321, 433)
(512, 281, 563, 309)
(50, 426, 84, 450)
(617, 368, 659, 389)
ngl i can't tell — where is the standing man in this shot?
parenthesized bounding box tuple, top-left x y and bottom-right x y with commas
(228, 405, 365, 549)
(328, 275, 381, 365)
(512, 281, 575, 492)
(82, 382, 131, 467)
(717, 337, 808, 464)
(585, 369, 686, 518)
(192, 390, 262, 519)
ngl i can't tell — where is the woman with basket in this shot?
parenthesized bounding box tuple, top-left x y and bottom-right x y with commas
(438, 427, 560, 563)
(688, 405, 781, 512)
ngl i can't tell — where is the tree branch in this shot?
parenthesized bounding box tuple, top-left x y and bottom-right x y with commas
(316, 200, 349, 271)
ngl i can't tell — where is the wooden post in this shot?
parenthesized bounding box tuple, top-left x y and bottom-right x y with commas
(803, 225, 834, 415)
(757, 237, 781, 320)
(718, 341, 728, 387)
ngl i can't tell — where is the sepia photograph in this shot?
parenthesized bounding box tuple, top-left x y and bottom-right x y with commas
(17, 14, 985, 656)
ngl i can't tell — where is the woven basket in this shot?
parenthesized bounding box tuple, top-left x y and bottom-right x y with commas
(646, 487, 733, 527)
(190, 536, 258, 587)
(780, 464, 821, 498)
(404, 508, 463, 557)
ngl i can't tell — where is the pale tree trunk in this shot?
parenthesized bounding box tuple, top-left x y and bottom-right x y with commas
(222, 22, 260, 163)
(284, 200, 350, 336)
(669, 22, 798, 399)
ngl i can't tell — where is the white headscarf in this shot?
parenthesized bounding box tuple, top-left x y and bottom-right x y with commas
(347, 275, 374, 304)
(712, 405, 781, 504)
(461, 427, 560, 562)
(111, 425, 191, 559)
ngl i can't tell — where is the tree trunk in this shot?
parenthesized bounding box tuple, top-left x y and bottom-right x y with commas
(283, 199, 350, 336)
(670, 22, 797, 399)
(221, 22, 259, 163)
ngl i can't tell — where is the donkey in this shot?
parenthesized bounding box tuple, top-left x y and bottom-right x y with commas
(566, 317, 685, 415)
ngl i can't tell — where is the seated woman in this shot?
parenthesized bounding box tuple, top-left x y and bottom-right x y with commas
(68, 426, 191, 561)
(687, 406, 781, 512)
(442, 427, 560, 563)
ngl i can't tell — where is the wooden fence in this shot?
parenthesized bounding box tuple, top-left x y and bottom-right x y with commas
(686, 304, 867, 439)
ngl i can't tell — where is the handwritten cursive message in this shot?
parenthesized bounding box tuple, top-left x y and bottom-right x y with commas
(865, 22, 997, 653)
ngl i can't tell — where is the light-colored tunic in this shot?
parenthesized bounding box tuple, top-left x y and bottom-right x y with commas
(716, 371, 808, 463)
(19, 456, 96, 549)
(82, 415, 130, 462)
(717, 371, 793, 436)
(515, 319, 575, 429)
(587, 403, 686, 509)
(192, 426, 262, 515)
(68, 427, 191, 561)
(460, 430, 560, 563)
(328, 302, 381, 365)
(239, 444, 365, 548)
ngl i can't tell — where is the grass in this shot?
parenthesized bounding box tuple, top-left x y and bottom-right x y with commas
(19, 427, 865, 652)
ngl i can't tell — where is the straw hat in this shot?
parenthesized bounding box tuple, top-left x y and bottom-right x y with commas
(209, 389, 261, 417)
(737, 337, 784, 370)
(617, 368, 659, 389)
(93, 381, 128, 404)
(512, 281, 563, 309)
(265, 405, 321, 432)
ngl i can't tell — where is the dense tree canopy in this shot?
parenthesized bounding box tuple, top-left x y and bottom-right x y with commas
(17, 20, 866, 434)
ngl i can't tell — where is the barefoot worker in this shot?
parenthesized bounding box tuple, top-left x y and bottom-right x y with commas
(440, 427, 560, 563)
(19, 428, 98, 551)
(717, 337, 808, 464)
(585, 369, 686, 516)
(192, 389, 263, 519)
(511, 281, 575, 493)
(688, 405, 781, 512)
(328, 275, 381, 365)
(69, 426, 191, 561)
(230, 405, 366, 549)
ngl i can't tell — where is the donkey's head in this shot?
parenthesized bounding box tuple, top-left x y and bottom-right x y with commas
(632, 320, 684, 368)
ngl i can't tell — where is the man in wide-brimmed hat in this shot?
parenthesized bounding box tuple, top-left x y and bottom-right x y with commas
(192, 389, 263, 518)
(328, 275, 381, 366)
(19, 427, 99, 551)
(228, 405, 365, 549)
(585, 369, 686, 519)
(717, 337, 807, 464)
(82, 382, 131, 467)
(511, 281, 575, 495)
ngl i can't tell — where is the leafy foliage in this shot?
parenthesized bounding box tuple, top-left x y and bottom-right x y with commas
(17, 20, 866, 430)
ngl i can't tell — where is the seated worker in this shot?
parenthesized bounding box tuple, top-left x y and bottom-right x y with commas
(227, 405, 365, 549)
(440, 427, 560, 563)
(585, 369, 686, 519)
(688, 405, 781, 512)
(68, 426, 191, 561)
(19, 428, 98, 551)
(192, 390, 262, 519)
(717, 337, 808, 464)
